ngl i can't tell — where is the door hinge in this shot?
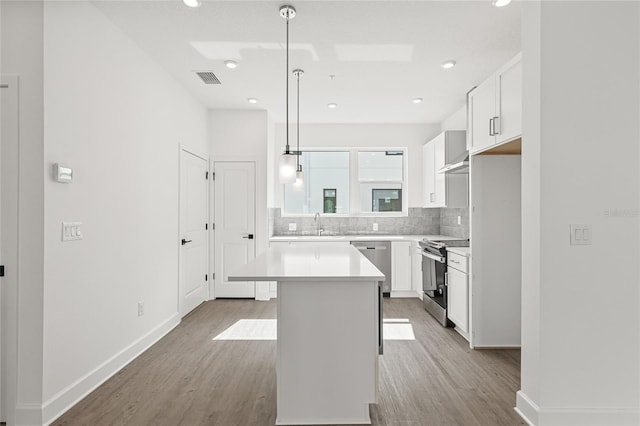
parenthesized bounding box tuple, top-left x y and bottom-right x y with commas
(212, 223, 215, 230)
(212, 172, 215, 180)
(205, 223, 208, 230)
(206, 171, 209, 180)
(0, 265, 4, 277)
(205, 274, 208, 281)
(212, 273, 215, 280)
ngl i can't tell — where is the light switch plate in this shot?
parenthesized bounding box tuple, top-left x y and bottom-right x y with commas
(570, 224, 591, 245)
(62, 222, 83, 242)
(457, 215, 461, 225)
(372, 223, 379, 231)
(288, 223, 297, 231)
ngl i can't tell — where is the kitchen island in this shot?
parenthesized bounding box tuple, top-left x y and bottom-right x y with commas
(228, 244, 384, 425)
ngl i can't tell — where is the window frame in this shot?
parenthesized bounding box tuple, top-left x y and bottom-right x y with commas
(280, 147, 408, 217)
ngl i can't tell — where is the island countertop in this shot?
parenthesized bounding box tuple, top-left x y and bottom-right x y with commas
(228, 244, 385, 282)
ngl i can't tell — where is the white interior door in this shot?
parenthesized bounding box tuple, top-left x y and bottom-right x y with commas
(1, 76, 19, 425)
(179, 149, 209, 317)
(214, 162, 256, 298)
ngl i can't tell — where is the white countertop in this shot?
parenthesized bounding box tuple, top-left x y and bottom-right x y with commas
(228, 244, 385, 282)
(447, 247, 470, 257)
(269, 234, 462, 243)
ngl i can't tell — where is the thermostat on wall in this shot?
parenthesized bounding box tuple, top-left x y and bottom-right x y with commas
(53, 163, 73, 183)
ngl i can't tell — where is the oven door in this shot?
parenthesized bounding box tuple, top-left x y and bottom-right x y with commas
(421, 251, 446, 296)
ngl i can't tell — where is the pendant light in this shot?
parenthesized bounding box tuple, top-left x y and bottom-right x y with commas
(292, 68, 305, 190)
(278, 5, 297, 184)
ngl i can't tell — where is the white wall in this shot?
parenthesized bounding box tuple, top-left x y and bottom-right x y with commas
(518, 2, 640, 425)
(440, 105, 466, 132)
(1, 2, 46, 424)
(271, 123, 441, 211)
(42, 2, 208, 423)
(209, 109, 269, 258)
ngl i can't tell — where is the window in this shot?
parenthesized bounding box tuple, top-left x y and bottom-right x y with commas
(372, 188, 402, 212)
(282, 148, 406, 216)
(358, 151, 405, 214)
(283, 151, 349, 215)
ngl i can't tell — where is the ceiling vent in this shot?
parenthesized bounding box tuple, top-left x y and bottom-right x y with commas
(195, 71, 221, 85)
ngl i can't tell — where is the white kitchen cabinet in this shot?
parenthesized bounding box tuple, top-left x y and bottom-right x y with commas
(422, 131, 468, 208)
(391, 241, 413, 296)
(446, 250, 469, 335)
(468, 53, 522, 155)
(422, 141, 437, 207)
(411, 242, 423, 298)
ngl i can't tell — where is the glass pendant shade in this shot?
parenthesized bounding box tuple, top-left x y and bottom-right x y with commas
(279, 153, 297, 183)
(293, 169, 304, 190)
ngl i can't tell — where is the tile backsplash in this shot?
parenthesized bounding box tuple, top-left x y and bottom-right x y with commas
(270, 208, 440, 236)
(439, 207, 470, 239)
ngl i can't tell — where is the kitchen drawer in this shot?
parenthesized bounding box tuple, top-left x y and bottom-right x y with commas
(447, 251, 468, 273)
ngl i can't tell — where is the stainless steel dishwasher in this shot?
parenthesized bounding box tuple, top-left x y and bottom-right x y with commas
(350, 241, 391, 296)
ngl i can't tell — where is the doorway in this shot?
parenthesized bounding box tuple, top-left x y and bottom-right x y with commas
(179, 148, 210, 317)
(213, 161, 256, 298)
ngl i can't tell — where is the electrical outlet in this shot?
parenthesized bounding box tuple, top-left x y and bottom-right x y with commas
(457, 215, 461, 225)
(288, 223, 297, 231)
(570, 224, 592, 245)
(62, 222, 83, 242)
(372, 223, 379, 231)
(138, 301, 145, 317)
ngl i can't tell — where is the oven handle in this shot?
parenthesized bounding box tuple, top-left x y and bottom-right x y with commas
(420, 251, 445, 263)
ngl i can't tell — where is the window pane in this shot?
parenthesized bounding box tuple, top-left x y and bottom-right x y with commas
(358, 151, 403, 181)
(360, 183, 402, 213)
(283, 151, 349, 214)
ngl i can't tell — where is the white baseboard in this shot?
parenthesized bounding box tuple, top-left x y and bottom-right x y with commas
(516, 391, 640, 426)
(42, 313, 180, 425)
(16, 403, 42, 426)
(515, 391, 539, 425)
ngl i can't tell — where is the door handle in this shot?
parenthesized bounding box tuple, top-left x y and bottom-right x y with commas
(493, 116, 500, 135)
(181, 238, 192, 245)
(489, 117, 494, 136)
(242, 234, 254, 240)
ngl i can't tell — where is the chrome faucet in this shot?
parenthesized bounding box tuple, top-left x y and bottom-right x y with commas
(314, 212, 323, 236)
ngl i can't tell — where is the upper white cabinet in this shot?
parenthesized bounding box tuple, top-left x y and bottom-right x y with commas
(422, 130, 468, 208)
(468, 53, 522, 155)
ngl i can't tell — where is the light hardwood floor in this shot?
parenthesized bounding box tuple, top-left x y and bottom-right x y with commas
(54, 298, 525, 426)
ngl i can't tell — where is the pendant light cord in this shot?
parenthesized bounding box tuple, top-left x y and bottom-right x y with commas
(296, 72, 300, 170)
(285, 14, 290, 155)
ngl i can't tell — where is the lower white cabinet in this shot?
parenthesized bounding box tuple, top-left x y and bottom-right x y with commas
(446, 251, 469, 334)
(391, 241, 413, 296)
(411, 242, 423, 298)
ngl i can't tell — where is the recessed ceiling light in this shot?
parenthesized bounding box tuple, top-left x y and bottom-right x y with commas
(182, 0, 201, 8)
(224, 60, 238, 69)
(441, 60, 457, 69)
(493, 0, 512, 7)
(247, 98, 258, 104)
(327, 103, 337, 109)
(412, 98, 423, 104)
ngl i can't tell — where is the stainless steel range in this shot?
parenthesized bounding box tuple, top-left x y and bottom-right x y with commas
(418, 238, 469, 326)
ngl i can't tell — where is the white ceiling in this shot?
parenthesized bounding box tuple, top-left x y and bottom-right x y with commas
(92, 1, 521, 124)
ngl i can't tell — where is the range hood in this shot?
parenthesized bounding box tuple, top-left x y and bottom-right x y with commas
(438, 151, 469, 174)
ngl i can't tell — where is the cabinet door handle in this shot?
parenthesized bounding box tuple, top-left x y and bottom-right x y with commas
(493, 116, 500, 135)
(489, 117, 494, 136)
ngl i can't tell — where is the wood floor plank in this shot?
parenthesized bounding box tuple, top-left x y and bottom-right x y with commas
(54, 298, 525, 426)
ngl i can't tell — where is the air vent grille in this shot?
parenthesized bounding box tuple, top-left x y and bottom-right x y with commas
(196, 72, 221, 85)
